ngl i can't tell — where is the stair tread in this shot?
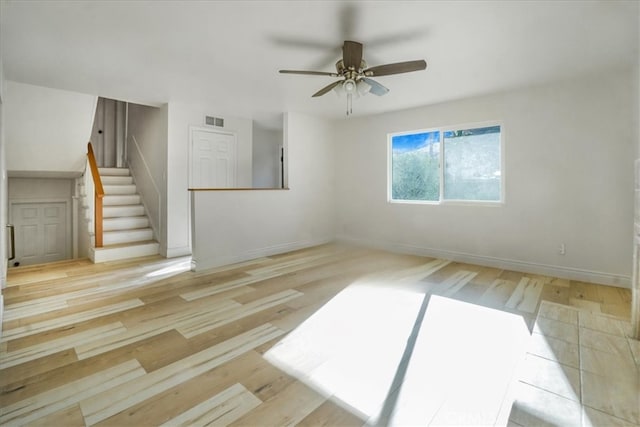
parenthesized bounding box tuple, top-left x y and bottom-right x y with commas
(103, 215, 148, 221)
(102, 208, 144, 213)
(103, 194, 141, 206)
(101, 177, 133, 184)
(104, 227, 153, 234)
(99, 167, 130, 172)
(98, 240, 159, 250)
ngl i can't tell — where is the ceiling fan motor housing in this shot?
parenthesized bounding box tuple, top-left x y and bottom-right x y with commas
(335, 59, 368, 76)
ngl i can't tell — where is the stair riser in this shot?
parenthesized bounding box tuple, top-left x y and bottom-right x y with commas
(104, 185, 137, 195)
(103, 229, 154, 245)
(103, 195, 141, 206)
(103, 217, 150, 231)
(90, 242, 160, 263)
(99, 167, 130, 176)
(103, 206, 145, 217)
(101, 176, 133, 185)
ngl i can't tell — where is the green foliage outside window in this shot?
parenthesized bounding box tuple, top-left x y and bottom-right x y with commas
(390, 130, 440, 202)
(392, 149, 439, 201)
(390, 125, 501, 203)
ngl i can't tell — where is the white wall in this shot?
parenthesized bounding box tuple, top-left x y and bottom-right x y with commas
(632, 64, 640, 337)
(335, 68, 636, 286)
(635, 64, 640, 159)
(190, 112, 335, 270)
(8, 177, 74, 201)
(166, 102, 253, 257)
(252, 123, 282, 188)
(127, 103, 168, 254)
(4, 81, 97, 173)
(0, 46, 6, 302)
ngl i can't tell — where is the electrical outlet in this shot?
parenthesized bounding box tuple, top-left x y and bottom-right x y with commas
(559, 243, 566, 255)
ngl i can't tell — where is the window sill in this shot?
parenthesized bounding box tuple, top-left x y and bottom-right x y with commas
(389, 199, 504, 207)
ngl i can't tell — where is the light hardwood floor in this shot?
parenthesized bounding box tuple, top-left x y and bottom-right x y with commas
(0, 244, 635, 426)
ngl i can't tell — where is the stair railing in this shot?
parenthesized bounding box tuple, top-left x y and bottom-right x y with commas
(87, 142, 104, 248)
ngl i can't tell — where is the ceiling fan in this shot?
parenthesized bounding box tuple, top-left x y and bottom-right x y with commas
(279, 40, 427, 115)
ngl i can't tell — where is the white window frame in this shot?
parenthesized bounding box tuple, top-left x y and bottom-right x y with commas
(387, 121, 505, 206)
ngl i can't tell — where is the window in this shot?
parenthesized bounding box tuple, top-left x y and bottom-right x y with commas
(389, 124, 502, 203)
(390, 130, 440, 202)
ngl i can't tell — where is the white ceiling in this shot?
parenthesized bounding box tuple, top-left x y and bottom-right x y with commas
(1, 0, 638, 127)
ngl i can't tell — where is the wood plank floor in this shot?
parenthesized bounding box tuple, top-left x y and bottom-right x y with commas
(0, 244, 633, 426)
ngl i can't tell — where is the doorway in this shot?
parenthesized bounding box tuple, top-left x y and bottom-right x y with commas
(8, 177, 75, 267)
(90, 97, 127, 167)
(10, 201, 70, 266)
(190, 128, 237, 188)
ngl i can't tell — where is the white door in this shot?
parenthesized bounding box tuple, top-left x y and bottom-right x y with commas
(190, 129, 237, 188)
(11, 202, 68, 266)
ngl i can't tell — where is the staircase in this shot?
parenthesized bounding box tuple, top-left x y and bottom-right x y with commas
(87, 167, 159, 263)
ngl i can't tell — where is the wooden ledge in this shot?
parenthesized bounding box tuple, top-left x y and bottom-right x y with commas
(188, 187, 290, 192)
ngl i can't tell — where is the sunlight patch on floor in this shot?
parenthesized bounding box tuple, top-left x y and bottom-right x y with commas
(144, 259, 191, 278)
(265, 281, 530, 426)
(266, 282, 424, 420)
(388, 296, 529, 426)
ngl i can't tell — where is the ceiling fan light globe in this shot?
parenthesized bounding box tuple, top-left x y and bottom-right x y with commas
(357, 79, 372, 96)
(344, 79, 356, 94)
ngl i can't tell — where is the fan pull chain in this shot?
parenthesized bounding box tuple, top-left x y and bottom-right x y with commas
(347, 93, 353, 116)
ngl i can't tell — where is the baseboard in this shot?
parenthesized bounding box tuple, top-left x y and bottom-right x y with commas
(166, 246, 192, 258)
(337, 235, 631, 288)
(192, 237, 333, 272)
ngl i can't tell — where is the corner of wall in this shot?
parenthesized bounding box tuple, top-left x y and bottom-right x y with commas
(0, 45, 6, 325)
(165, 245, 192, 258)
(0, 50, 6, 284)
(633, 64, 640, 158)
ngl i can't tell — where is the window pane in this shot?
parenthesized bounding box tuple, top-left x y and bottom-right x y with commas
(391, 131, 440, 201)
(443, 126, 501, 201)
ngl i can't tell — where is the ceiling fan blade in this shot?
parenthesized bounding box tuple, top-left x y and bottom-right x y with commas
(269, 36, 335, 50)
(364, 60, 427, 77)
(339, 4, 358, 40)
(362, 77, 389, 96)
(280, 70, 339, 77)
(366, 29, 427, 49)
(343, 40, 363, 70)
(308, 47, 343, 70)
(312, 80, 342, 97)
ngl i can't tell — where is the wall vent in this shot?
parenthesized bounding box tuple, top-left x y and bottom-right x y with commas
(205, 116, 224, 128)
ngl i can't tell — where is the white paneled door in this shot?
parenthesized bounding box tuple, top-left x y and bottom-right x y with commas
(11, 202, 68, 266)
(190, 128, 237, 188)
